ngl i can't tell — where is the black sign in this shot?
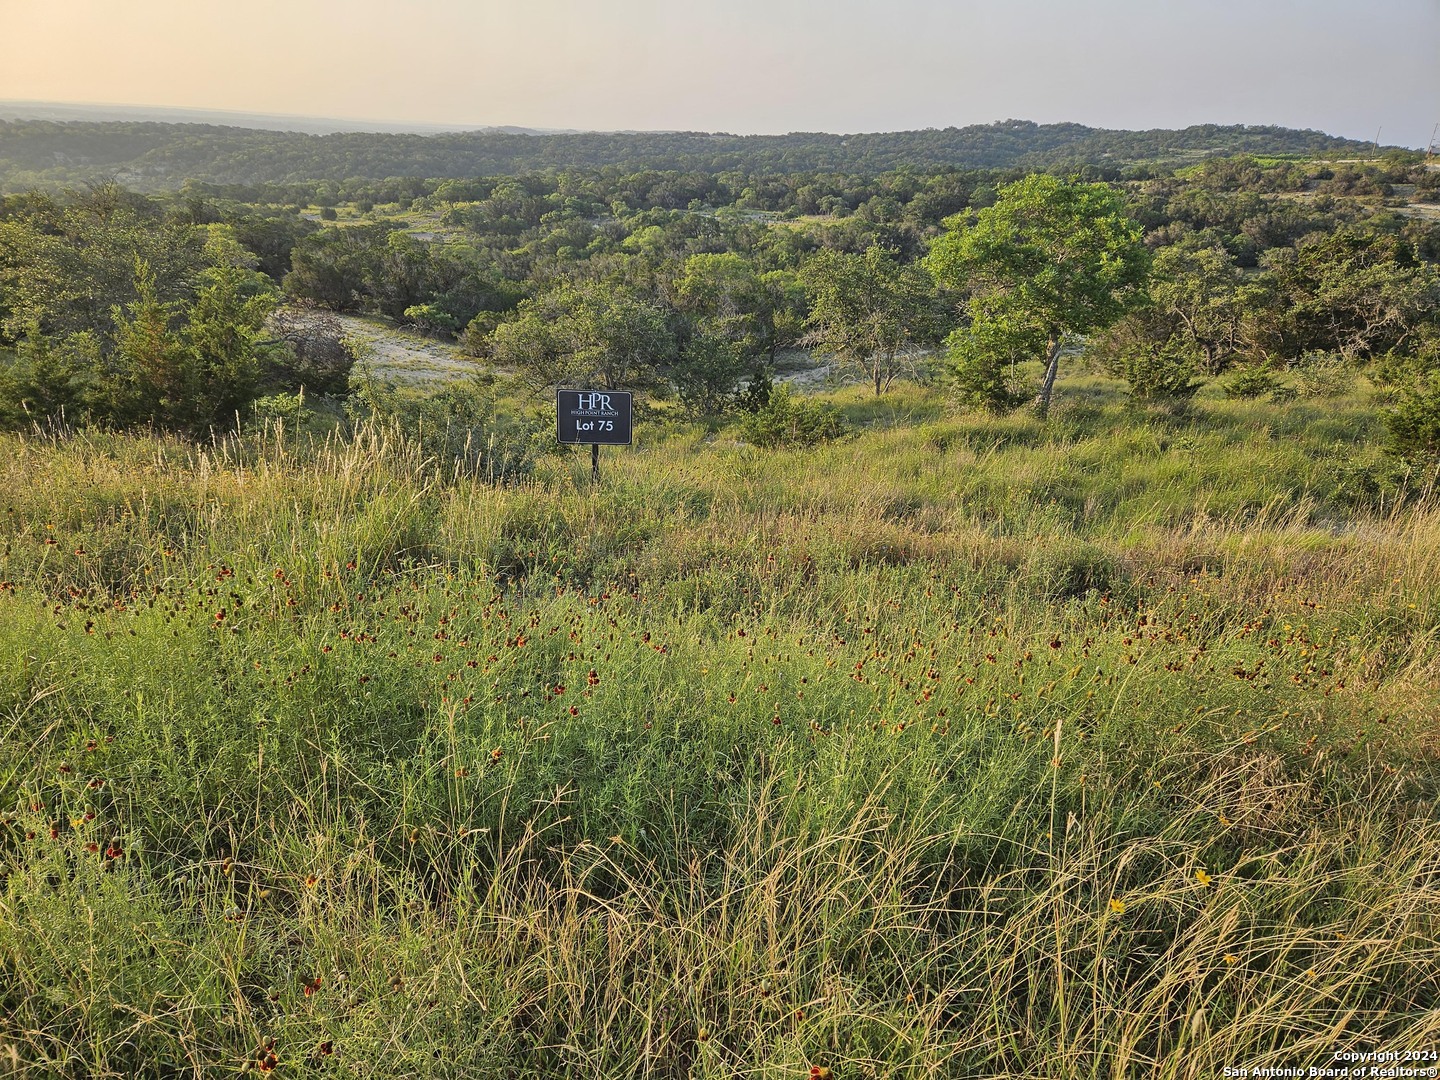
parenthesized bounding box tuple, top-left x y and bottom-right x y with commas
(556, 389, 633, 445)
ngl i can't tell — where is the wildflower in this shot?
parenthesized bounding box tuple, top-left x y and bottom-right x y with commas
(256, 1040, 278, 1073)
(1108, 898, 1126, 915)
(1195, 869, 1212, 887)
(305, 874, 319, 888)
(222, 857, 235, 875)
(303, 975, 322, 997)
(1224, 954, 1239, 965)
(1218, 813, 1231, 826)
(810, 1068, 834, 1080)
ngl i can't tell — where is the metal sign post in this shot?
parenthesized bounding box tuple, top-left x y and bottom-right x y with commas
(556, 389, 633, 482)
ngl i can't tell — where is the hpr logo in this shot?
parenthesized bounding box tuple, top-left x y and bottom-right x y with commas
(578, 392, 612, 412)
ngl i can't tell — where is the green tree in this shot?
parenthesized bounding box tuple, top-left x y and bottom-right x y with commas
(670, 253, 784, 415)
(0, 187, 207, 347)
(1249, 230, 1439, 364)
(926, 174, 1150, 417)
(799, 247, 938, 396)
(0, 323, 87, 428)
(180, 232, 282, 423)
(489, 283, 674, 396)
(1147, 244, 1251, 374)
(105, 261, 195, 428)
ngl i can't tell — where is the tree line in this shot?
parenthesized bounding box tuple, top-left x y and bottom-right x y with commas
(2, 153, 1438, 465)
(0, 118, 1387, 192)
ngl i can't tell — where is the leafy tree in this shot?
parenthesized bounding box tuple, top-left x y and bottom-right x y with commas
(926, 174, 1150, 418)
(1249, 230, 1440, 364)
(672, 327, 749, 417)
(0, 188, 207, 346)
(283, 224, 392, 311)
(799, 247, 939, 395)
(489, 283, 674, 396)
(669, 253, 791, 415)
(1146, 244, 1251, 374)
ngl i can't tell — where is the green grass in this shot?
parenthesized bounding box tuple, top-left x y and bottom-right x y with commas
(0, 381, 1437, 1077)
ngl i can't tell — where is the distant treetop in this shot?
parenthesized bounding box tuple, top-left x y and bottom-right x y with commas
(0, 118, 1384, 192)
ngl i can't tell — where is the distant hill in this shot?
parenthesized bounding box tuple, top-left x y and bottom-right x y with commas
(0, 100, 572, 135)
(0, 116, 1388, 191)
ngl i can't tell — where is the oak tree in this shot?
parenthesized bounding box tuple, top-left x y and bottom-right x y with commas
(926, 174, 1149, 417)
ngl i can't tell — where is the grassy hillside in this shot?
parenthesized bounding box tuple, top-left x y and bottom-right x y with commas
(1, 378, 1437, 1077)
(0, 119, 1384, 192)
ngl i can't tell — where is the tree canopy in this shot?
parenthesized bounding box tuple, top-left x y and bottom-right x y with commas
(927, 173, 1151, 416)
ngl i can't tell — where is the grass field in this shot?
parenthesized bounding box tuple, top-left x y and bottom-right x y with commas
(1, 377, 1437, 1077)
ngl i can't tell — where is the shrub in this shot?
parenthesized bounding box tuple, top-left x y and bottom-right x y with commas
(1221, 363, 1281, 399)
(264, 307, 356, 396)
(1383, 368, 1440, 467)
(945, 324, 1034, 413)
(1292, 352, 1353, 398)
(1100, 337, 1202, 404)
(738, 383, 847, 447)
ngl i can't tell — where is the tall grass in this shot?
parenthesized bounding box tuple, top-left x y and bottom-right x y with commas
(1, 386, 1436, 1077)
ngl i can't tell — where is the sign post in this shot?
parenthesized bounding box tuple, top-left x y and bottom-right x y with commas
(556, 389, 633, 482)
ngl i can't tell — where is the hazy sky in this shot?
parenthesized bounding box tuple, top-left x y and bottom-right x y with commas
(3, 0, 1437, 146)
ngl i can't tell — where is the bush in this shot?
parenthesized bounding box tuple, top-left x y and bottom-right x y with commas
(945, 325, 1034, 413)
(738, 383, 847, 447)
(1383, 369, 1440, 467)
(1292, 352, 1353, 398)
(1221, 363, 1281, 400)
(1100, 337, 1202, 404)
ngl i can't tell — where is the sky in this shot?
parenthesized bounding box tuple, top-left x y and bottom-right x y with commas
(2, 0, 1437, 147)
